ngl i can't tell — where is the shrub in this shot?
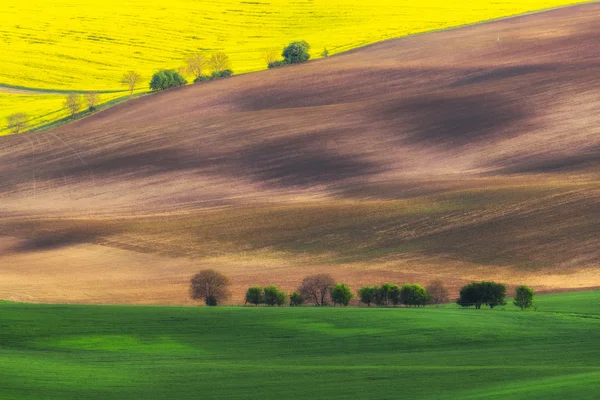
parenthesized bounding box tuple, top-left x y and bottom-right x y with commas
(264, 285, 287, 306)
(321, 47, 329, 57)
(357, 286, 377, 306)
(268, 60, 288, 69)
(211, 69, 233, 79)
(190, 270, 231, 306)
(330, 284, 354, 306)
(514, 285, 535, 310)
(282, 41, 311, 64)
(400, 284, 430, 307)
(149, 69, 187, 91)
(245, 286, 263, 306)
(289, 291, 304, 306)
(194, 75, 212, 83)
(457, 281, 506, 309)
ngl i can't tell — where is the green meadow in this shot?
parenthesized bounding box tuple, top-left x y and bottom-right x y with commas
(1, 291, 599, 399)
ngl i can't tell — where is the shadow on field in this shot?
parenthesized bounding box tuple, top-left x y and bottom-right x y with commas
(236, 135, 380, 187)
(380, 93, 532, 147)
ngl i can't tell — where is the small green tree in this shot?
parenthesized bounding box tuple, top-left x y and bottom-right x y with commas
(289, 291, 304, 306)
(245, 286, 263, 306)
(321, 47, 329, 57)
(513, 285, 535, 310)
(330, 283, 354, 306)
(264, 285, 287, 306)
(375, 283, 400, 306)
(400, 284, 430, 307)
(149, 70, 187, 91)
(282, 41, 311, 64)
(457, 281, 506, 309)
(276, 290, 287, 306)
(357, 285, 377, 306)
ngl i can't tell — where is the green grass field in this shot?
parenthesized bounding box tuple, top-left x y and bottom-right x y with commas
(1, 291, 599, 399)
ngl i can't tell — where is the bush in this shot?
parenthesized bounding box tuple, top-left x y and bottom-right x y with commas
(149, 69, 187, 91)
(194, 75, 212, 83)
(264, 285, 287, 306)
(289, 291, 304, 306)
(400, 284, 430, 307)
(330, 284, 354, 306)
(245, 286, 263, 306)
(268, 60, 288, 69)
(357, 286, 377, 306)
(282, 41, 311, 64)
(457, 281, 507, 309)
(514, 285, 535, 310)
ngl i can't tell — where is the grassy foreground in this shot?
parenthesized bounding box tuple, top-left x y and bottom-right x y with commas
(1, 291, 599, 399)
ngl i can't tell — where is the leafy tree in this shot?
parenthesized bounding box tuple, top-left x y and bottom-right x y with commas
(121, 71, 141, 97)
(85, 92, 99, 112)
(245, 286, 263, 306)
(276, 290, 287, 306)
(209, 52, 232, 74)
(299, 273, 335, 306)
(457, 281, 506, 309)
(321, 47, 329, 57)
(400, 284, 430, 307)
(375, 283, 400, 306)
(357, 285, 377, 306)
(149, 70, 187, 91)
(190, 269, 231, 306)
(282, 41, 311, 64)
(264, 285, 287, 306)
(185, 53, 208, 80)
(514, 285, 535, 310)
(64, 94, 82, 119)
(289, 291, 304, 306)
(330, 283, 354, 306)
(6, 113, 28, 134)
(426, 279, 449, 306)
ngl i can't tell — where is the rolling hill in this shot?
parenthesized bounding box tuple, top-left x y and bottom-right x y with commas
(0, 0, 589, 134)
(0, 3, 599, 304)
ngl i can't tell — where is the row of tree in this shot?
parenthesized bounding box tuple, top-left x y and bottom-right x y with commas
(5, 41, 316, 134)
(4, 92, 100, 134)
(189, 270, 535, 309)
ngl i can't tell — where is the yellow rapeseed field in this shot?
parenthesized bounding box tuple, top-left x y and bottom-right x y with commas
(0, 0, 588, 133)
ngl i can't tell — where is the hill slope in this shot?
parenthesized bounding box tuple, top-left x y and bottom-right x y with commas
(1, 4, 599, 304)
